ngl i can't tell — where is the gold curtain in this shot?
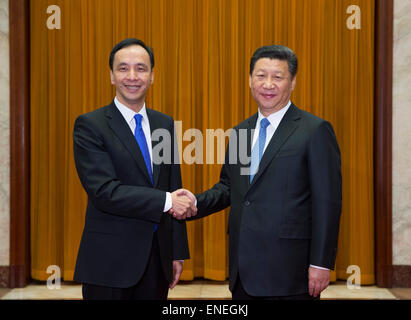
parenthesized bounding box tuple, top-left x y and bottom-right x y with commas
(30, 0, 375, 284)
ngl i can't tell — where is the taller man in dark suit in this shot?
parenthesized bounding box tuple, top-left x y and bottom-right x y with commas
(73, 38, 195, 300)
(173, 45, 342, 300)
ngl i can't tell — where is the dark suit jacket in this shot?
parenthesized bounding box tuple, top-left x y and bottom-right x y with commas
(194, 103, 342, 296)
(73, 101, 189, 288)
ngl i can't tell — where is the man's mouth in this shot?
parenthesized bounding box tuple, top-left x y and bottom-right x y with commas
(261, 93, 276, 99)
(124, 85, 141, 92)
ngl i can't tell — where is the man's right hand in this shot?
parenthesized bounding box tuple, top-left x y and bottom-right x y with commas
(170, 189, 197, 220)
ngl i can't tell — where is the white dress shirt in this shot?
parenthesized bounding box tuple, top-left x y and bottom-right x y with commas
(251, 100, 328, 271)
(251, 101, 291, 151)
(114, 97, 172, 213)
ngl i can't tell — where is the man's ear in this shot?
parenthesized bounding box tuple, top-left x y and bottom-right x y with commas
(291, 76, 296, 91)
(249, 75, 252, 88)
(110, 70, 115, 85)
(150, 70, 154, 84)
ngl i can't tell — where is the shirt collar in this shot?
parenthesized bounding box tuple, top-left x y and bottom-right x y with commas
(114, 97, 148, 125)
(257, 100, 291, 126)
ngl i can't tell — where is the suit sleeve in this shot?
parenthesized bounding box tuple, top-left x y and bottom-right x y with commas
(308, 121, 342, 269)
(190, 131, 233, 220)
(169, 121, 190, 260)
(73, 115, 165, 223)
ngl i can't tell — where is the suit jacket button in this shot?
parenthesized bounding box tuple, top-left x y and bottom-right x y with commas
(244, 201, 250, 206)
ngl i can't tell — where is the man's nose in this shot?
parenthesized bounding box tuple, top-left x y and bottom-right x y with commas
(127, 69, 138, 80)
(263, 78, 275, 89)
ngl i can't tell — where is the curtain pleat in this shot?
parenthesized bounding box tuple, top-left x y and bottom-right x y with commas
(30, 0, 375, 284)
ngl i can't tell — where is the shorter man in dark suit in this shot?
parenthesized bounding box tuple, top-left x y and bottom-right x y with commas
(73, 38, 196, 300)
(173, 45, 342, 300)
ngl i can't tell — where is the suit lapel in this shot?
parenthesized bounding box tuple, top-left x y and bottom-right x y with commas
(146, 108, 161, 187)
(248, 104, 301, 189)
(106, 102, 153, 185)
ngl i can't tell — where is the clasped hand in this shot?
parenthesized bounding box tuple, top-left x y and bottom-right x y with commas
(170, 189, 197, 220)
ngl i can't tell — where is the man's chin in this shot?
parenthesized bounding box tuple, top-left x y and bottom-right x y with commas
(117, 94, 145, 108)
(259, 103, 288, 114)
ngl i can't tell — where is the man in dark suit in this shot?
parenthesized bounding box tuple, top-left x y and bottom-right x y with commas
(173, 45, 342, 300)
(73, 38, 196, 300)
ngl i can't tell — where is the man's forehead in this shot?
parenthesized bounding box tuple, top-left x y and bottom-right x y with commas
(114, 45, 150, 62)
(253, 58, 289, 72)
(255, 57, 287, 66)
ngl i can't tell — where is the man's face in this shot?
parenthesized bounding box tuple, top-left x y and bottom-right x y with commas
(110, 45, 154, 111)
(249, 58, 296, 116)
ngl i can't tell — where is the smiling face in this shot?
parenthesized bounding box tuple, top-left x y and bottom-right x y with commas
(249, 58, 296, 116)
(110, 45, 154, 112)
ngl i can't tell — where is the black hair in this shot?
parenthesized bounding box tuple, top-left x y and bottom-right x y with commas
(250, 45, 298, 78)
(109, 38, 154, 70)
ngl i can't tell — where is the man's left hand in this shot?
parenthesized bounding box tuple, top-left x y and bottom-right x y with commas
(169, 260, 184, 289)
(308, 266, 330, 297)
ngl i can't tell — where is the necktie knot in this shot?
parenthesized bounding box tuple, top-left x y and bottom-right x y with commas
(260, 117, 270, 129)
(134, 114, 143, 129)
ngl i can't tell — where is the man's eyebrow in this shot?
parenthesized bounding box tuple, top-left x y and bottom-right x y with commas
(254, 68, 285, 74)
(116, 62, 148, 67)
(254, 68, 266, 73)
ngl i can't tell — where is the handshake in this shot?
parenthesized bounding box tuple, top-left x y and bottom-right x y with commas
(170, 189, 197, 220)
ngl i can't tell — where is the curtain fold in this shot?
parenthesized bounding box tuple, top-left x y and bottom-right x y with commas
(30, 0, 375, 284)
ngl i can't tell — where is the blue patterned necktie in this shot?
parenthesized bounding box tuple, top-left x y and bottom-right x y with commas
(250, 118, 270, 182)
(134, 114, 157, 231)
(134, 114, 153, 185)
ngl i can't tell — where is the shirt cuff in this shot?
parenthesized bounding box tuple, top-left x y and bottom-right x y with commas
(310, 264, 330, 270)
(163, 192, 172, 212)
